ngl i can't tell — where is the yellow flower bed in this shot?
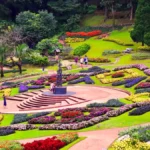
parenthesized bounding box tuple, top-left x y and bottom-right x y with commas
(57, 132, 78, 144)
(0, 88, 11, 98)
(126, 93, 150, 102)
(124, 69, 134, 74)
(111, 138, 150, 150)
(124, 72, 140, 79)
(100, 78, 120, 84)
(0, 114, 4, 122)
(65, 37, 85, 43)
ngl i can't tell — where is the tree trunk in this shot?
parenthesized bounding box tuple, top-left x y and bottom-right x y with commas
(142, 41, 144, 46)
(0, 62, 4, 78)
(104, 6, 108, 22)
(112, 4, 115, 29)
(17, 64, 22, 74)
(130, 0, 133, 20)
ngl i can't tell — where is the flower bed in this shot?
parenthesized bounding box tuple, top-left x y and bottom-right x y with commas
(88, 57, 110, 63)
(39, 116, 108, 130)
(144, 69, 150, 76)
(135, 82, 150, 89)
(100, 78, 120, 84)
(10, 124, 37, 130)
(66, 30, 102, 37)
(125, 77, 147, 88)
(65, 37, 85, 43)
(102, 50, 121, 56)
(28, 116, 55, 124)
(135, 88, 150, 94)
(129, 104, 150, 115)
(112, 78, 137, 86)
(11, 112, 50, 124)
(112, 72, 124, 78)
(19, 84, 28, 93)
(61, 111, 83, 118)
(114, 64, 148, 71)
(0, 141, 24, 150)
(22, 137, 66, 150)
(57, 132, 78, 144)
(0, 127, 15, 136)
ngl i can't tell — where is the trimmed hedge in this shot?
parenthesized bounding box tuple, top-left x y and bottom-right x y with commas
(102, 50, 121, 56)
(132, 53, 150, 60)
(4, 69, 26, 74)
(87, 99, 125, 108)
(73, 44, 90, 56)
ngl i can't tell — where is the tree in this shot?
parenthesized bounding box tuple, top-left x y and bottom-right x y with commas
(10, 43, 29, 74)
(16, 10, 57, 43)
(36, 38, 62, 56)
(131, 0, 150, 46)
(0, 46, 7, 77)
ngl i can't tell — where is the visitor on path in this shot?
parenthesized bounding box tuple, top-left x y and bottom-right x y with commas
(74, 56, 78, 64)
(42, 65, 45, 71)
(84, 55, 88, 65)
(67, 64, 72, 70)
(80, 57, 84, 69)
(50, 82, 56, 93)
(3, 94, 7, 108)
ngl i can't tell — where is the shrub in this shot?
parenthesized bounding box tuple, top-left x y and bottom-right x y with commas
(103, 38, 134, 46)
(87, 99, 125, 107)
(0, 141, 23, 150)
(138, 46, 150, 51)
(0, 127, 15, 136)
(129, 105, 150, 116)
(132, 53, 150, 60)
(11, 112, 50, 124)
(88, 57, 110, 63)
(65, 37, 85, 43)
(102, 50, 121, 56)
(73, 44, 90, 56)
(22, 137, 66, 150)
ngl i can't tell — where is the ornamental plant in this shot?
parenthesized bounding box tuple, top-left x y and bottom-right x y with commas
(112, 72, 124, 78)
(73, 44, 90, 56)
(0, 141, 23, 150)
(135, 82, 150, 89)
(61, 111, 83, 118)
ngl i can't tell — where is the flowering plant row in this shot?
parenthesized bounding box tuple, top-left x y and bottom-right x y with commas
(22, 137, 66, 150)
(65, 37, 85, 43)
(10, 124, 37, 130)
(114, 64, 148, 71)
(61, 111, 83, 118)
(144, 69, 150, 76)
(28, 116, 55, 124)
(135, 88, 150, 94)
(66, 30, 102, 37)
(135, 82, 150, 89)
(112, 72, 124, 78)
(112, 78, 137, 86)
(100, 78, 120, 84)
(88, 57, 110, 63)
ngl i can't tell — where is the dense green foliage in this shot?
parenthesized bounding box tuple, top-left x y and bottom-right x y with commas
(132, 53, 150, 60)
(131, 0, 150, 46)
(73, 44, 90, 56)
(16, 11, 57, 43)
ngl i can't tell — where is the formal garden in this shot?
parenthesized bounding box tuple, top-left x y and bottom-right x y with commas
(0, 0, 150, 150)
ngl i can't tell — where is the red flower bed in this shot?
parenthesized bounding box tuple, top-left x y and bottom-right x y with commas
(66, 75, 79, 81)
(112, 72, 124, 78)
(22, 137, 66, 150)
(66, 30, 102, 37)
(135, 82, 150, 89)
(61, 111, 83, 118)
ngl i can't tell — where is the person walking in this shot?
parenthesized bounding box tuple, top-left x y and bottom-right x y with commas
(3, 94, 7, 108)
(80, 57, 84, 69)
(84, 55, 88, 65)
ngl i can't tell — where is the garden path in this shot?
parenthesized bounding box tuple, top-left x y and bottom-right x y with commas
(18, 123, 150, 149)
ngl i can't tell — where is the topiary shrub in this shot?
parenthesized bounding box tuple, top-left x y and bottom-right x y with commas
(73, 44, 90, 56)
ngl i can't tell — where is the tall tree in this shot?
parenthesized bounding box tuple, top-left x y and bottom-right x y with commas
(131, 0, 150, 46)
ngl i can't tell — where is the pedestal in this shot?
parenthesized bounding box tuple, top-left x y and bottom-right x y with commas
(53, 87, 67, 94)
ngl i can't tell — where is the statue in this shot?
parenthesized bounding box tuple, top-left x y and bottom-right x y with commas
(56, 59, 62, 87)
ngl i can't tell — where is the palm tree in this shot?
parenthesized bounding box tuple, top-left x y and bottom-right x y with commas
(0, 46, 7, 77)
(10, 43, 29, 74)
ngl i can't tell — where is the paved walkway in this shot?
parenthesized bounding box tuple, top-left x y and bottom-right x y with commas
(0, 85, 129, 114)
(18, 123, 150, 149)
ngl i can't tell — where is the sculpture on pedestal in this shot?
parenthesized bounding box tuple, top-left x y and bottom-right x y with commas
(56, 59, 62, 87)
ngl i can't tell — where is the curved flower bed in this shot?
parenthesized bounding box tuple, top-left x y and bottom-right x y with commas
(10, 124, 37, 130)
(135, 82, 150, 89)
(0, 127, 15, 136)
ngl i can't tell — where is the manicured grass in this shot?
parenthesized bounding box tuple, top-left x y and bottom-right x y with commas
(0, 114, 14, 126)
(80, 111, 150, 131)
(60, 137, 86, 150)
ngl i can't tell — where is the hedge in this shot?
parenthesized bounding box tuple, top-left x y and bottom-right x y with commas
(73, 44, 90, 56)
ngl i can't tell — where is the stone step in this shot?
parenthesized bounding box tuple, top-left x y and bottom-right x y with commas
(61, 101, 68, 106)
(65, 99, 76, 105)
(7, 97, 23, 101)
(68, 97, 84, 102)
